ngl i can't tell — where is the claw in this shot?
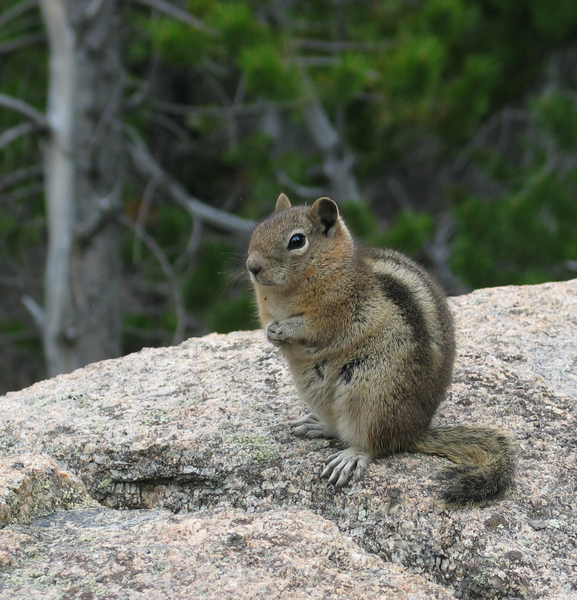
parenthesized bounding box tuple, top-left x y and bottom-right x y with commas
(320, 448, 370, 488)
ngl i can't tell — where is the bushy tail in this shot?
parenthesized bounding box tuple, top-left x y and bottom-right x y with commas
(411, 425, 514, 507)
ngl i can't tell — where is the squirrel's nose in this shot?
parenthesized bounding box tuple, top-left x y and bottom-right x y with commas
(246, 254, 263, 276)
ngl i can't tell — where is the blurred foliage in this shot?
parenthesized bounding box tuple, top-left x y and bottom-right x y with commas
(376, 210, 436, 259)
(1, 0, 577, 392)
(451, 90, 577, 287)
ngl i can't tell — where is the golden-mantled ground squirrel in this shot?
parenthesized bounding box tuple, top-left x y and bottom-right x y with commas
(247, 193, 513, 506)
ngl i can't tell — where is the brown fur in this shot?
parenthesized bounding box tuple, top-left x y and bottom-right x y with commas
(246, 194, 514, 506)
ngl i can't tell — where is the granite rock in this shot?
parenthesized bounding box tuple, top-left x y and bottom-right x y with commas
(0, 453, 91, 526)
(0, 506, 454, 599)
(0, 279, 576, 599)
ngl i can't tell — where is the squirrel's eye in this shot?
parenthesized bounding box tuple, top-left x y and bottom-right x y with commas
(287, 233, 306, 250)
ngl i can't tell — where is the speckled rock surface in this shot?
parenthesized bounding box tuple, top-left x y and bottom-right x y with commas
(0, 507, 454, 599)
(0, 279, 576, 599)
(0, 453, 91, 526)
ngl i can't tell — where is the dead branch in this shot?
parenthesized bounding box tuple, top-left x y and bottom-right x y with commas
(386, 177, 413, 211)
(0, 0, 38, 30)
(292, 39, 392, 53)
(74, 186, 122, 245)
(125, 125, 254, 234)
(22, 295, 45, 331)
(174, 215, 203, 271)
(0, 121, 38, 150)
(275, 169, 326, 200)
(450, 108, 531, 177)
(116, 213, 187, 346)
(133, 173, 159, 263)
(0, 330, 38, 344)
(425, 214, 471, 296)
(150, 98, 298, 117)
(0, 165, 43, 192)
(297, 66, 361, 202)
(303, 97, 361, 201)
(0, 93, 49, 130)
(0, 33, 45, 53)
(0, 182, 44, 204)
(129, 0, 218, 35)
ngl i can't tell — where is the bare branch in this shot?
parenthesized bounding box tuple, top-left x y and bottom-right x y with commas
(22, 295, 45, 331)
(450, 108, 530, 177)
(0, 93, 49, 130)
(386, 177, 413, 211)
(294, 64, 361, 201)
(151, 112, 195, 145)
(0, 182, 44, 203)
(0, 331, 38, 344)
(425, 215, 471, 296)
(75, 189, 122, 245)
(128, 0, 218, 35)
(0, 32, 45, 53)
(84, 0, 106, 20)
(0, 165, 43, 192)
(125, 126, 254, 235)
(302, 97, 361, 201)
(0, 121, 37, 151)
(293, 39, 392, 52)
(150, 98, 297, 117)
(174, 215, 203, 271)
(275, 169, 326, 200)
(297, 56, 340, 68)
(116, 213, 187, 346)
(132, 173, 159, 263)
(302, 98, 339, 152)
(0, 0, 37, 30)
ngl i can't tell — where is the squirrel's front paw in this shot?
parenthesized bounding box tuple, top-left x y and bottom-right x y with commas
(266, 321, 286, 345)
(267, 318, 304, 346)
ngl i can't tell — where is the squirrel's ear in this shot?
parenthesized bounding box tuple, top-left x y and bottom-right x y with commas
(309, 197, 340, 236)
(275, 193, 292, 212)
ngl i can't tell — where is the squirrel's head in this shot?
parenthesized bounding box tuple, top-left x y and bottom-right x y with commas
(246, 193, 354, 290)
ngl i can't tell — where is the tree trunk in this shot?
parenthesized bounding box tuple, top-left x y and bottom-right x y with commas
(39, 0, 123, 377)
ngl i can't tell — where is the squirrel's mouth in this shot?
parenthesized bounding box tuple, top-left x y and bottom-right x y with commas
(253, 274, 287, 288)
(254, 279, 277, 287)
(249, 272, 275, 286)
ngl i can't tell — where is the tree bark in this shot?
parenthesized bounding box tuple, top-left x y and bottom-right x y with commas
(39, 0, 123, 376)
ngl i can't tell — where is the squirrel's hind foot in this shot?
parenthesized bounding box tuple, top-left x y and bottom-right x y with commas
(321, 448, 370, 488)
